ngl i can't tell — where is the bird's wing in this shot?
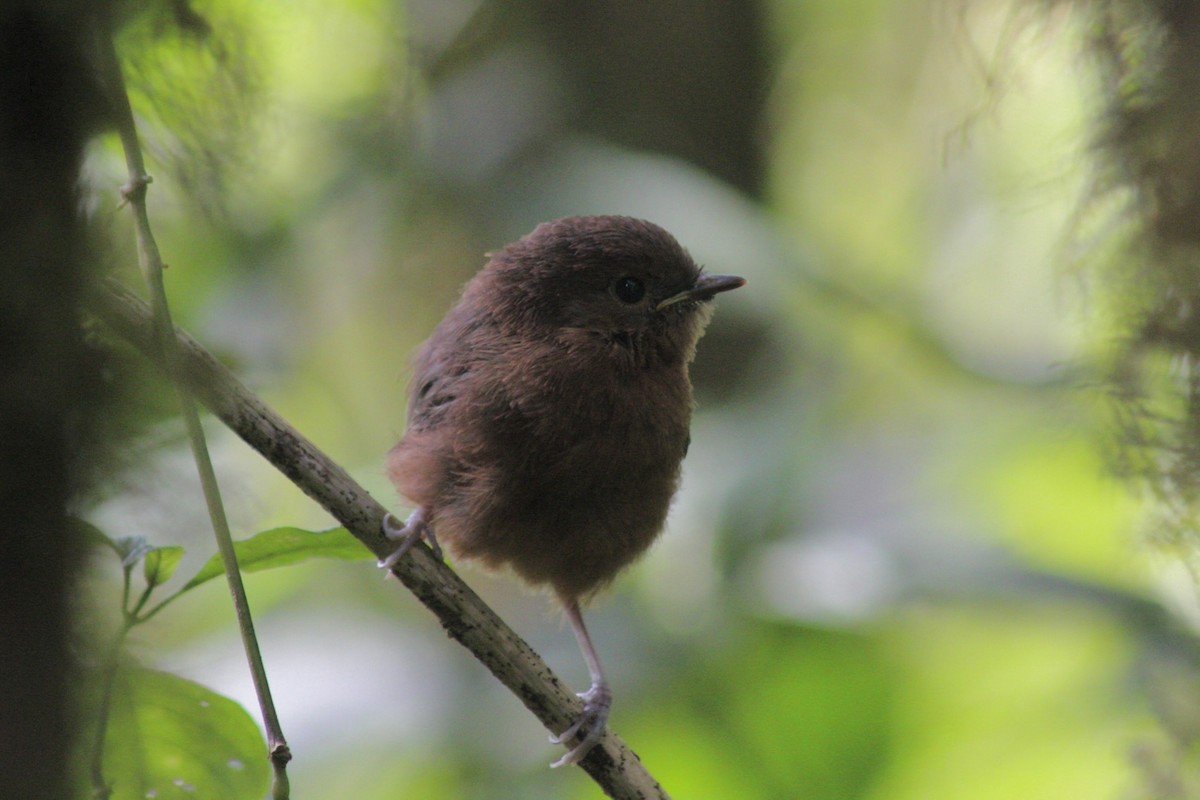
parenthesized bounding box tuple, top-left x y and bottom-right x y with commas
(405, 311, 509, 432)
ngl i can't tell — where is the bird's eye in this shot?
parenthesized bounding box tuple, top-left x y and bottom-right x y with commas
(613, 276, 645, 304)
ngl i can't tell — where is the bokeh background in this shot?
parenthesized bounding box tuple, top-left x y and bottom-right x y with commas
(81, 1, 1194, 797)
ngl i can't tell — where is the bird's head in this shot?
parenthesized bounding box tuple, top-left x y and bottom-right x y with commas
(481, 216, 744, 366)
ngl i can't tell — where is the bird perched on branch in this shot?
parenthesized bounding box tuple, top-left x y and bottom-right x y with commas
(381, 215, 744, 766)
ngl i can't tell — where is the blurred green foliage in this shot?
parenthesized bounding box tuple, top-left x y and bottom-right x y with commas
(79, 0, 1200, 798)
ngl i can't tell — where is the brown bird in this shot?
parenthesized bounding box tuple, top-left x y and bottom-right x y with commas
(381, 215, 744, 766)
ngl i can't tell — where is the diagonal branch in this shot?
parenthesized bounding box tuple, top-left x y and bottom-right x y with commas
(89, 279, 670, 800)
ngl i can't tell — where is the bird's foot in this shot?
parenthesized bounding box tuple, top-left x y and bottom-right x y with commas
(549, 680, 611, 768)
(378, 509, 441, 571)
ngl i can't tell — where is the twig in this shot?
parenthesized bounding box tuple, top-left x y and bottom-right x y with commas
(88, 618, 134, 799)
(90, 280, 671, 800)
(93, 25, 292, 794)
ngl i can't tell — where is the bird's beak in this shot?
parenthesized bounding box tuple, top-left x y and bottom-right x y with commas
(655, 274, 746, 311)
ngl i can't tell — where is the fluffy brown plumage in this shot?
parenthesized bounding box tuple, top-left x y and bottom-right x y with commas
(382, 215, 743, 765)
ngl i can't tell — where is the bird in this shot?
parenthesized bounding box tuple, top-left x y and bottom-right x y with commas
(380, 215, 744, 766)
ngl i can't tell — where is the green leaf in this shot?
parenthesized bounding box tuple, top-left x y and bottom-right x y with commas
(143, 546, 185, 588)
(181, 526, 370, 592)
(102, 668, 268, 800)
(74, 517, 120, 552)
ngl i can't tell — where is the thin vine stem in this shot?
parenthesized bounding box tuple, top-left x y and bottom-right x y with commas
(93, 20, 291, 795)
(87, 616, 134, 800)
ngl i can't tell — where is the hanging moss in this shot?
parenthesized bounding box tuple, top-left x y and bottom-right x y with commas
(1055, 1, 1200, 540)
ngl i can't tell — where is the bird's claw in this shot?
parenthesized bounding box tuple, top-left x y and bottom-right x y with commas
(378, 509, 441, 571)
(549, 681, 611, 768)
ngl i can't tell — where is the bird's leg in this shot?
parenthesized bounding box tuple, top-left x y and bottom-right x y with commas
(378, 507, 441, 570)
(549, 597, 611, 768)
